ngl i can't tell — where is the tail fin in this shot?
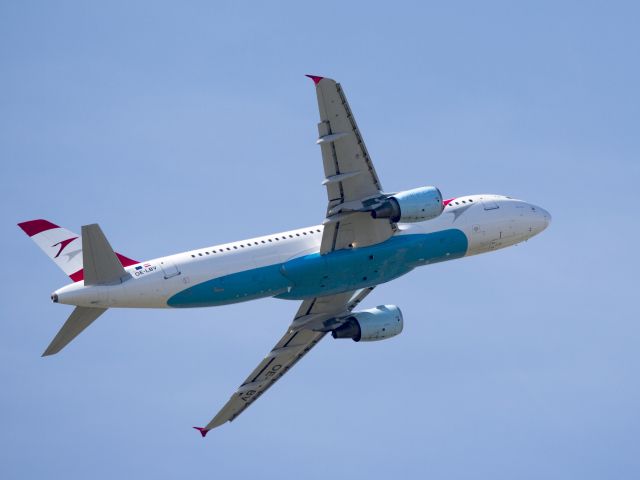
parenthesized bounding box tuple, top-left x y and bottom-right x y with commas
(81, 224, 132, 285)
(42, 306, 107, 356)
(18, 219, 138, 282)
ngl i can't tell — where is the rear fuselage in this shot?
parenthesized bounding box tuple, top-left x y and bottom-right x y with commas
(53, 195, 550, 309)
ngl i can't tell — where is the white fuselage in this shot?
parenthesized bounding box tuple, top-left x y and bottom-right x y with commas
(53, 195, 550, 309)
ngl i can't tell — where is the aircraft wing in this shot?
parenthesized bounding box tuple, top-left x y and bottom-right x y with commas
(307, 76, 395, 253)
(194, 287, 374, 435)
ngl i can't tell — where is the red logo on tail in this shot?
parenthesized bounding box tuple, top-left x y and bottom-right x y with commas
(52, 237, 78, 258)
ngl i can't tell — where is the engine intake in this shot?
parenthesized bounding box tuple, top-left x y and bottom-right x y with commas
(332, 305, 403, 342)
(371, 186, 444, 223)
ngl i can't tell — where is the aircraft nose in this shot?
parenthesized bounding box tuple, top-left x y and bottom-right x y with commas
(530, 204, 551, 233)
(539, 206, 552, 227)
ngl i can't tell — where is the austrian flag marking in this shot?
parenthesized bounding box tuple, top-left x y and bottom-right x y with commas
(134, 263, 156, 277)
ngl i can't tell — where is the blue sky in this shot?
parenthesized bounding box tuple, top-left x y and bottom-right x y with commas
(1, 1, 639, 478)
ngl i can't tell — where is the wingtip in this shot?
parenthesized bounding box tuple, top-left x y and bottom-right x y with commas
(42, 344, 59, 357)
(305, 74, 324, 85)
(193, 426, 209, 438)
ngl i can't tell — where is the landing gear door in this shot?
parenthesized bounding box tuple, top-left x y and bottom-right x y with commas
(160, 260, 181, 279)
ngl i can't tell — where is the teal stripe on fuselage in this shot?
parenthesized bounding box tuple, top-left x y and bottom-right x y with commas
(167, 229, 467, 308)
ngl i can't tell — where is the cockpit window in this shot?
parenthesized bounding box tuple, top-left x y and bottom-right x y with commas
(483, 201, 499, 210)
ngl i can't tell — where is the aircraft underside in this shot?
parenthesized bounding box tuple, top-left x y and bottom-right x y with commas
(168, 229, 468, 307)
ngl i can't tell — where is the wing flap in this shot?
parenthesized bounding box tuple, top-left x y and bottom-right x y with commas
(320, 213, 394, 253)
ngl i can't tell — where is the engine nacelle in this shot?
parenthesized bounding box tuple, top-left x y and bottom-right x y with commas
(332, 305, 403, 342)
(371, 186, 444, 223)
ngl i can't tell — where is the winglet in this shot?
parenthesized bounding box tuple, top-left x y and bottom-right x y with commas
(305, 74, 324, 85)
(193, 427, 209, 438)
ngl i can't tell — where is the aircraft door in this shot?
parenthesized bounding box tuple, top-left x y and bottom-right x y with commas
(483, 200, 499, 210)
(160, 260, 181, 279)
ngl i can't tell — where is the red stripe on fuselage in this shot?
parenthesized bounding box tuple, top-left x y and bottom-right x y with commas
(443, 198, 455, 206)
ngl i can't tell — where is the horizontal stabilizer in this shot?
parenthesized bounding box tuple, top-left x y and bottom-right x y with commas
(82, 224, 132, 285)
(42, 306, 107, 356)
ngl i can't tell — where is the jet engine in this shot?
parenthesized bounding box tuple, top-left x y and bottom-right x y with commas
(370, 186, 444, 223)
(332, 305, 403, 342)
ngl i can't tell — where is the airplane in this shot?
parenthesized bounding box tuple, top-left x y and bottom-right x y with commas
(18, 75, 551, 437)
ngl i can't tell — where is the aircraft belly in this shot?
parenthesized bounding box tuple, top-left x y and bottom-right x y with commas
(166, 229, 468, 307)
(167, 263, 290, 307)
(278, 229, 468, 299)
